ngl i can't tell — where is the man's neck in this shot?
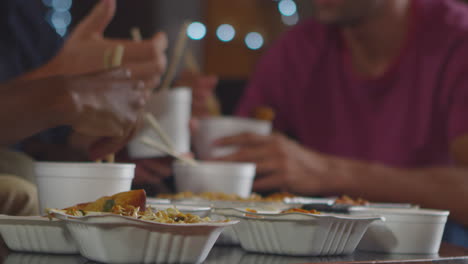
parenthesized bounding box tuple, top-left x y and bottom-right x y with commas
(342, 0, 411, 78)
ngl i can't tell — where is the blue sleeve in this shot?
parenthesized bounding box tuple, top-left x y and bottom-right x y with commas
(0, 0, 67, 148)
(0, 0, 63, 82)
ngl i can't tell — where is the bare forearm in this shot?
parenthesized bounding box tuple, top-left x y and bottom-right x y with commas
(19, 59, 63, 81)
(0, 78, 72, 145)
(329, 156, 468, 225)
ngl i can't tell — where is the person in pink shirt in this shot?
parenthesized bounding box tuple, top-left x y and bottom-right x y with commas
(190, 0, 468, 245)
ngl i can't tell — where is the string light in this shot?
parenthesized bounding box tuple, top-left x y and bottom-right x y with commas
(282, 12, 300, 26)
(245, 32, 264, 50)
(44, 0, 72, 37)
(278, 0, 297, 17)
(216, 24, 236, 42)
(187, 22, 207, 40)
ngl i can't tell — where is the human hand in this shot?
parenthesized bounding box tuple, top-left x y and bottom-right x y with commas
(176, 70, 219, 117)
(33, 0, 167, 87)
(214, 132, 334, 195)
(61, 68, 150, 159)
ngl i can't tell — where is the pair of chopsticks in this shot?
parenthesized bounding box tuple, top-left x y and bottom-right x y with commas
(140, 113, 198, 166)
(184, 49, 221, 116)
(158, 21, 191, 92)
(158, 21, 220, 115)
(96, 44, 125, 163)
(131, 28, 197, 166)
(95, 28, 141, 163)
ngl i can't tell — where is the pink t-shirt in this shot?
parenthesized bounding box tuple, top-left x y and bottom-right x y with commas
(236, 0, 468, 168)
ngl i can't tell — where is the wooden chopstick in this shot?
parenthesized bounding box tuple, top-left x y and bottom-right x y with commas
(98, 44, 125, 163)
(131, 27, 143, 42)
(144, 113, 175, 151)
(158, 21, 191, 92)
(139, 136, 197, 166)
(184, 49, 221, 116)
(110, 45, 125, 68)
(184, 49, 200, 74)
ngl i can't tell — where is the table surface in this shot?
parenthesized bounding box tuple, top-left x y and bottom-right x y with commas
(0, 240, 467, 264)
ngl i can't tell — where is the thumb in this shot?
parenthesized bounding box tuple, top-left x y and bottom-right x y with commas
(74, 0, 116, 38)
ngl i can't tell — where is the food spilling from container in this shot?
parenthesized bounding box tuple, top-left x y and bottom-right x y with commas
(0, 188, 453, 261)
(0, 190, 238, 264)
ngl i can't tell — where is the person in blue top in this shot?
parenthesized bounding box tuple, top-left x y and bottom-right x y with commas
(0, 0, 168, 215)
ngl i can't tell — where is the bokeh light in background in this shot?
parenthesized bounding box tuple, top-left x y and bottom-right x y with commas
(245, 32, 264, 50)
(278, 0, 297, 17)
(42, 0, 53, 7)
(43, 0, 72, 37)
(187, 22, 207, 40)
(51, 11, 72, 29)
(282, 12, 300, 26)
(216, 24, 236, 42)
(52, 0, 72, 12)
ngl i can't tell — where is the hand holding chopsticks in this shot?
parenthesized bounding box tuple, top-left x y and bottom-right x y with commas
(96, 45, 125, 163)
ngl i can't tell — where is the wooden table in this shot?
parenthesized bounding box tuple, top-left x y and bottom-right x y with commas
(0, 239, 467, 263)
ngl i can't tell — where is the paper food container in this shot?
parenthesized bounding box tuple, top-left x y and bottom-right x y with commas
(128, 87, 192, 159)
(214, 208, 382, 256)
(0, 215, 79, 254)
(166, 197, 333, 247)
(349, 207, 449, 254)
(173, 161, 256, 198)
(193, 117, 272, 160)
(35, 162, 135, 213)
(49, 210, 238, 264)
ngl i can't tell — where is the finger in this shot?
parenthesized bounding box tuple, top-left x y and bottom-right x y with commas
(88, 138, 116, 160)
(81, 67, 132, 80)
(74, 115, 125, 138)
(131, 114, 146, 139)
(101, 67, 133, 79)
(106, 33, 168, 63)
(256, 160, 282, 175)
(253, 173, 284, 192)
(74, 0, 116, 37)
(123, 60, 165, 77)
(127, 83, 150, 110)
(215, 133, 270, 147)
(91, 120, 138, 159)
(88, 136, 126, 160)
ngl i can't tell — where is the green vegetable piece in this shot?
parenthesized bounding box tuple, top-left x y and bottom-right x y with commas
(103, 199, 115, 212)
